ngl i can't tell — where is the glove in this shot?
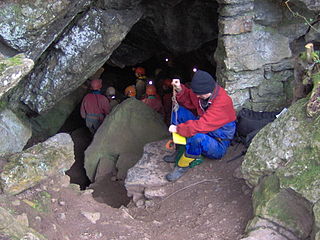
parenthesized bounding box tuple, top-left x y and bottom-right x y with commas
(172, 78, 182, 92)
(169, 124, 177, 133)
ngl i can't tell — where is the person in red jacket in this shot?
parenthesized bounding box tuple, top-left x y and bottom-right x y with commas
(80, 79, 110, 134)
(164, 70, 237, 181)
(142, 85, 164, 116)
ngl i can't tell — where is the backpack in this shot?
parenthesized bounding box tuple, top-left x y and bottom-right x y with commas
(236, 108, 279, 148)
(227, 108, 280, 162)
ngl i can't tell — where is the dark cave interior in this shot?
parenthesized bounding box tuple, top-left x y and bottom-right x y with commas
(56, 1, 219, 207)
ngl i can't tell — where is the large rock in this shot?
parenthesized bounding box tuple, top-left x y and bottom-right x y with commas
(242, 98, 320, 204)
(84, 98, 169, 182)
(0, 54, 34, 98)
(0, 206, 46, 240)
(0, 108, 32, 156)
(248, 175, 313, 239)
(223, 24, 291, 72)
(0, 0, 91, 60)
(20, 7, 142, 113)
(0, 133, 74, 195)
(125, 139, 173, 204)
(254, 0, 316, 41)
(29, 84, 87, 141)
(241, 98, 320, 239)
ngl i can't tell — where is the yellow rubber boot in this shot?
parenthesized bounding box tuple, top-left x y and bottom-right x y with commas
(177, 154, 195, 167)
(166, 154, 194, 182)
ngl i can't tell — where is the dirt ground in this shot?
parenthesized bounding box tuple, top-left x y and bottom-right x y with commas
(126, 144, 253, 240)
(64, 127, 253, 240)
(1, 127, 253, 240)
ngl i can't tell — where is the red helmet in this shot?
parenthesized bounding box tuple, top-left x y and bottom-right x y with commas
(163, 78, 172, 87)
(135, 67, 145, 75)
(125, 85, 136, 97)
(90, 79, 102, 90)
(146, 85, 157, 96)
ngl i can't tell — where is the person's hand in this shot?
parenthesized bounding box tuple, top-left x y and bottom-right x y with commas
(168, 124, 177, 133)
(172, 79, 182, 92)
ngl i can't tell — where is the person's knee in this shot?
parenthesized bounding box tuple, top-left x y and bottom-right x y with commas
(189, 133, 206, 145)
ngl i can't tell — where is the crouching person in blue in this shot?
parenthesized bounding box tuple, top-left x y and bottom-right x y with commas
(164, 70, 237, 181)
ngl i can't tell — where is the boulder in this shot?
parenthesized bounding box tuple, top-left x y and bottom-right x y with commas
(241, 98, 320, 239)
(20, 7, 142, 113)
(125, 139, 173, 204)
(0, 54, 34, 98)
(242, 98, 320, 203)
(0, 206, 45, 240)
(84, 98, 169, 182)
(0, 108, 32, 156)
(0, 133, 74, 195)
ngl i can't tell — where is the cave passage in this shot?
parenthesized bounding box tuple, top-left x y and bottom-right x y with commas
(61, 0, 219, 207)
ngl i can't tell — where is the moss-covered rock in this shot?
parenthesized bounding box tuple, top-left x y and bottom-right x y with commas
(0, 54, 34, 99)
(0, 133, 74, 195)
(252, 175, 280, 214)
(242, 98, 320, 204)
(84, 98, 170, 181)
(0, 206, 46, 240)
(251, 176, 313, 239)
(242, 97, 319, 239)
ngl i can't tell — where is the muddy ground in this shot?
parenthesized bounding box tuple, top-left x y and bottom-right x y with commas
(0, 126, 253, 240)
(65, 127, 253, 240)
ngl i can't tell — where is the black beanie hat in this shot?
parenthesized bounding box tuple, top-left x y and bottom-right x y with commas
(191, 70, 216, 94)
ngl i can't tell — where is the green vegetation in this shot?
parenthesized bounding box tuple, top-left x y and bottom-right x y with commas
(266, 195, 297, 229)
(0, 54, 24, 75)
(23, 191, 51, 213)
(252, 175, 280, 213)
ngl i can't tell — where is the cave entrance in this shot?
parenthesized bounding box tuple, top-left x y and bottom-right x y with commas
(63, 0, 220, 208)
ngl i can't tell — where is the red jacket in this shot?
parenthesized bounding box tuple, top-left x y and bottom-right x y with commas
(142, 96, 164, 115)
(80, 92, 110, 121)
(176, 84, 236, 137)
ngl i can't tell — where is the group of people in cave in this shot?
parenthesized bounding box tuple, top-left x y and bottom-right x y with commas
(80, 61, 237, 182)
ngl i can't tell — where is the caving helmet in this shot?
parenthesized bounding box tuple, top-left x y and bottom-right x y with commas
(134, 67, 145, 75)
(90, 79, 102, 90)
(106, 86, 116, 96)
(124, 85, 136, 97)
(146, 85, 157, 96)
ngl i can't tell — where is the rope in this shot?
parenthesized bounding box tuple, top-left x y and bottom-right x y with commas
(171, 86, 179, 125)
(165, 86, 179, 150)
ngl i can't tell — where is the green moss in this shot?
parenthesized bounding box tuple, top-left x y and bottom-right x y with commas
(252, 175, 280, 213)
(0, 63, 5, 73)
(7, 55, 23, 66)
(0, 100, 8, 111)
(0, 54, 24, 75)
(27, 191, 51, 213)
(280, 159, 320, 189)
(266, 196, 297, 228)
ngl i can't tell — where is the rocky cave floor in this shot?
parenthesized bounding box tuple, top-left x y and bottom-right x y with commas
(0, 128, 253, 240)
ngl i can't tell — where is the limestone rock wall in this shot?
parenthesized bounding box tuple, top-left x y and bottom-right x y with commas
(215, 0, 319, 111)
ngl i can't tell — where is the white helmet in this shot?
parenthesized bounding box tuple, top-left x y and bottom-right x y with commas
(106, 86, 116, 96)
